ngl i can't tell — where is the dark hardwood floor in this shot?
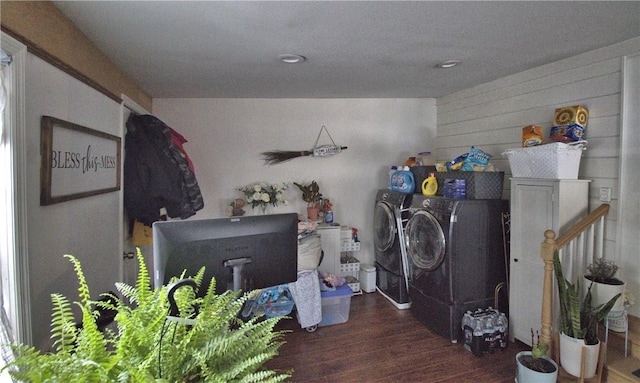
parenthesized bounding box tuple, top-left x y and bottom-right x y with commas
(266, 291, 527, 382)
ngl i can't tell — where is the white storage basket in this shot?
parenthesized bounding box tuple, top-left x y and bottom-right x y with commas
(503, 141, 587, 179)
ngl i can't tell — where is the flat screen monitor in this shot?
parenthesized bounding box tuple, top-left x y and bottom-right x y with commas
(152, 213, 298, 295)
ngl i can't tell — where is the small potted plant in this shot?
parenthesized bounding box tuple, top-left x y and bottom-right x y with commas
(584, 257, 625, 312)
(515, 329, 558, 383)
(554, 251, 620, 378)
(293, 180, 323, 221)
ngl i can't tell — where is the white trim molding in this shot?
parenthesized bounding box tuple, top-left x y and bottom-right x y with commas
(616, 52, 640, 318)
(1, 31, 32, 345)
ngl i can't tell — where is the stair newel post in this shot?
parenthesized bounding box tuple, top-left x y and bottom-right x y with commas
(540, 229, 558, 349)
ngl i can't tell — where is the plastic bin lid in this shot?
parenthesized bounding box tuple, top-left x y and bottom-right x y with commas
(321, 284, 353, 298)
(360, 264, 376, 272)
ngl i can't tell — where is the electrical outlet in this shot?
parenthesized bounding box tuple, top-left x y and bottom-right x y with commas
(599, 187, 612, 202)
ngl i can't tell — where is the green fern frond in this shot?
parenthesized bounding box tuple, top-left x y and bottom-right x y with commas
(191, 266, 206, 291)
(74, 303, 114, 369)
(238, 369, 291, 383)
(115, 282, 137, 304)
(64, 254, 91, 305)
(50, 293, 78, 354)
(202, 277, 218, 307)
(134, 247, 152, 305)
(96, 291, 119, 311)
(2, 344, 45, 381)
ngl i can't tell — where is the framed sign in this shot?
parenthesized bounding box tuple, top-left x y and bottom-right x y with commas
(40, 116, 121, 205)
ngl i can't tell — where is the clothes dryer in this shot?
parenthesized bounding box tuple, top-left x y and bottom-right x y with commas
(405, 195, 508, 342)
(373, 189, 412, 309)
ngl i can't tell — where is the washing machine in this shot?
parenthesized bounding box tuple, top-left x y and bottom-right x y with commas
(404, 195, 508, 342)
(373, 189, 412, 309)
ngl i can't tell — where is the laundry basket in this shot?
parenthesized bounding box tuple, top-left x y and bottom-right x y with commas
(503, 141, 587, 179)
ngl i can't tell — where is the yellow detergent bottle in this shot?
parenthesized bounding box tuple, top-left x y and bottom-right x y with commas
(422, 173, 438, 196)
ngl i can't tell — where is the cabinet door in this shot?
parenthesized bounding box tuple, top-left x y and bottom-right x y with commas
(509, 183, 554, 345)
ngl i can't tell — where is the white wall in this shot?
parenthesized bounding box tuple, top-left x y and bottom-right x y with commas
(25, 54, 122, 349)
(437, 37, 640, 314)
(152, 98, 437, 267)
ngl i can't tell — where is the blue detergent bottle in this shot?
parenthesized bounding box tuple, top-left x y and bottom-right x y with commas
(388, 165, 398, 189)
(390, 166, 415, 194)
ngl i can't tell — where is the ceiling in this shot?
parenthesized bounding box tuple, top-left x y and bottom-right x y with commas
(52, 1, 640, 99)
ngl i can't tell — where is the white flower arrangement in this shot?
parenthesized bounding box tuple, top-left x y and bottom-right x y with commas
(238, 182, 289, 213)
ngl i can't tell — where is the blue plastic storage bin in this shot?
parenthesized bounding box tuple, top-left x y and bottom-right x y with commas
(319, 284, 353, 327)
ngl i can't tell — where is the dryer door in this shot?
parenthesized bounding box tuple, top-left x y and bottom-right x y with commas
(374, 201, 404, 273)
(374, 201, 396, 252)
(405, 210, 446, 271)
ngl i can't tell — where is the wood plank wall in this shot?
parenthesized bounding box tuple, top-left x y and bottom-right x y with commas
(435, 37, 640, 257)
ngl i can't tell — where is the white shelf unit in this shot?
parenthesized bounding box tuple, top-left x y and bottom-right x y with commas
(340, 239, 361, 294)
(317, 225, 362, 294)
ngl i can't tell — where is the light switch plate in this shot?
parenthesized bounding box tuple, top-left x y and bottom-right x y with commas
(599, 187, 612, 202)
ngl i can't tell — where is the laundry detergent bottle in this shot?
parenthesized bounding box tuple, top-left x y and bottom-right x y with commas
(388, 166, 398, 189)
(390, 166, 415, 194)
(421, 172, 438, 196)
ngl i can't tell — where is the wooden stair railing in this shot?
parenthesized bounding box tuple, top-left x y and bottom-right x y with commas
(539, 203, 611, 348)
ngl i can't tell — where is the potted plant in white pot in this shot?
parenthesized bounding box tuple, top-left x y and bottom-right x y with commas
(554, 251, 620, 379)
(2, 250, 291, 382)
(584, 257, 625, 313)
(515, 329, 558, 383)
(293, 180, 323, 221)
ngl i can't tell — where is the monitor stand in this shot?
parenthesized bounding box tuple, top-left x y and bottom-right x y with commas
(224, 257, 253, 291)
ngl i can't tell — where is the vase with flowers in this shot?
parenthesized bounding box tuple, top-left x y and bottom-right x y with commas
(293, 180, 322, 221)
(237, 182, 289, 214)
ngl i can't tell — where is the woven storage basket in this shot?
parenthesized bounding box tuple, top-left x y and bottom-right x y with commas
(503, 141, 587, 179)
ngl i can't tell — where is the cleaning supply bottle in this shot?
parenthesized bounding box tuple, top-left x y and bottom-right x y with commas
(421, 172, 438, 196)
(324, 201, 334, 224)
(390, 166, 415, 194)
(388, 166, 397, 189)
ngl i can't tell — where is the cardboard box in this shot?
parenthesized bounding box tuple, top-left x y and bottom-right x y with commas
(553, 105, 589, 128)
(550, 124, 585, 142)
(319, 284, 353, 326)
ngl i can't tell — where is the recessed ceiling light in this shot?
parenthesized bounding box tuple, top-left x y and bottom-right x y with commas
(435, 60, 461, 69)
(279, 54, 306, 64)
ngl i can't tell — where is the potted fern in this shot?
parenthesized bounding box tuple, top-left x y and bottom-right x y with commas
(293, 180, 322, 221)
(584, 257, 625, 312)
(2, 250, 291, 382)
(554, 251, 620, 379)
(515, 329, 558, 383)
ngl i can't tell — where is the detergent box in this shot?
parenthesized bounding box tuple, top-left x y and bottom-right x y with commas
(443, 179, 466, 199)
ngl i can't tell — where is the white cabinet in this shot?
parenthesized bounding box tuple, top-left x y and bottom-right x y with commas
(508, 178, 590, 345)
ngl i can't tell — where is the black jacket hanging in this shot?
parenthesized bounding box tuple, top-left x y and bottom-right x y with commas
(124, 114, 204, 226)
